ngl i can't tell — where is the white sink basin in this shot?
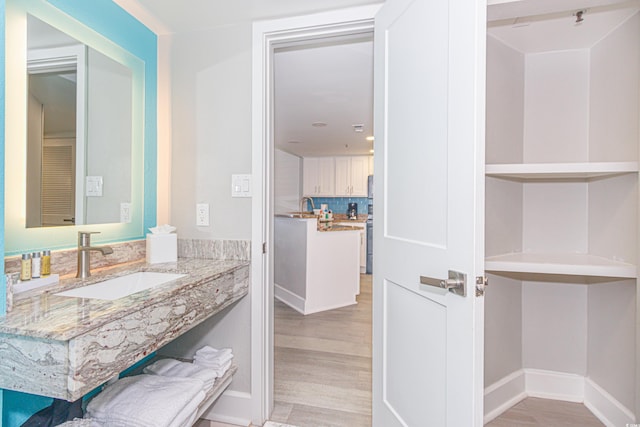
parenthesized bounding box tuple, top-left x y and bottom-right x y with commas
(54, 272, 187, 301)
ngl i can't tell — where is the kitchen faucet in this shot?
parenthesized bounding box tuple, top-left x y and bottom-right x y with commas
(76, 231, 114, 278)
(300, 196, 316, 213)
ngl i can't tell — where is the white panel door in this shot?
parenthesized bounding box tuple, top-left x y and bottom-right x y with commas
(372, 0, 486, 425)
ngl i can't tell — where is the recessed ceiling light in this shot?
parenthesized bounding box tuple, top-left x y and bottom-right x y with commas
(366, 136, 374, 141)
(369, 149, 374, 153)
(312, 122, 327, 127)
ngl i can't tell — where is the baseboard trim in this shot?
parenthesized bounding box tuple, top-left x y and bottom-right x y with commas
(524, 369, 584, 402)
(304, 300, 357, 315)
(484, 369, 634, 427)
(200, 390, 252, 426)
(274, 284, 306, 314)
(584, 377, 635, 427)
(484, 370, 526, 424)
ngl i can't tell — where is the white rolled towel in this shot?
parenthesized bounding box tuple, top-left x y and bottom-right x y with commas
(143, 358, 217, 392)
(86, 374, 205, 427)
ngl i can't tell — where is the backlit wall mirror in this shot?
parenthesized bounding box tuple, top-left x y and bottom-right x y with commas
(26, 15, 133, 228)
(4, 0, 155, 255)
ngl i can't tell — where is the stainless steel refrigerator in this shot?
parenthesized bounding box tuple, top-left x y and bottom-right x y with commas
(366, 175, 373, 274)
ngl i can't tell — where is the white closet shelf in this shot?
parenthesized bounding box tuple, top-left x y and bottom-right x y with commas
(485, 252, 636, 279)
(485, 162, 639, 179)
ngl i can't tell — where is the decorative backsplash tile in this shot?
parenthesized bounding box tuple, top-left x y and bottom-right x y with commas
(306, 197, 369, 215)
(178, 239, 251, 261)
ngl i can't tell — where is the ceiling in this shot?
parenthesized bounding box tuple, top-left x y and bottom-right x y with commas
(114, 0, 639, 158)
(113, 0, 384, 35)
(274, 38, 374, 157)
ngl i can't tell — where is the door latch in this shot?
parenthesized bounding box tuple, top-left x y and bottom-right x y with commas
(475, 276, 488, 297)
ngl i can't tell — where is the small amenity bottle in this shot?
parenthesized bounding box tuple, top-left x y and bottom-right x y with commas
(31, 252, 41, 279)
(20, 253, 32, 281)
(41, 250, 51, 277)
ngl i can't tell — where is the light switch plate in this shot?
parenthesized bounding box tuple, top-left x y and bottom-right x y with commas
(231, 174, 252, 197)
(196, 203, 210, 226)
(86, 176, 103, 197)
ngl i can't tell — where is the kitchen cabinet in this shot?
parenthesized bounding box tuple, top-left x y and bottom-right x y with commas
(334, 156, 370, 196)
(335, 221, 366, 273)
(303, 157, 334, 196)
(483, 8, 639, 426)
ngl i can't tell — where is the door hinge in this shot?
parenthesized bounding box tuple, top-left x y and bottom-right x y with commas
(476, 276, 488, 297)
(262, 242, 267, 254)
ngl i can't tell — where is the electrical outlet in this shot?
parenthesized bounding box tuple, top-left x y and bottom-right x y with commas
(196, 203, 210, 226)
(120, 203, 131, 223)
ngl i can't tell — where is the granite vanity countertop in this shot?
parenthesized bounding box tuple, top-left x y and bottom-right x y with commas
(0, 258, 248, 340)
(0, 258, 250, 400)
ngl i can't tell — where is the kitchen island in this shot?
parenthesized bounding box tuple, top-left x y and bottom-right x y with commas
(274, 216, 360, 314)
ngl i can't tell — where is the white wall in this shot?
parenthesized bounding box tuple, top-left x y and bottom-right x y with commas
(484, 274, 522, 386)
(523, 49, 590, 163)
(164, 23, 254, 403)
(589, 12, 639, 162)
(485, 35, 524, 165)
(484, 34, 525, 387)
(587, 280, 636, 412)
(274, 149, 302, 214)
(169, 23, 253, 240)
(522, 281, 587, 375)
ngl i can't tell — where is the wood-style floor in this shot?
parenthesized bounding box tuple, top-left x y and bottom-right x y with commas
(271, 275, 373, 426)
(270, 274, 604, 427)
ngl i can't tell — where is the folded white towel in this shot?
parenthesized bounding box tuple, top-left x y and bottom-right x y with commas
(144, 358, 217, 392)
(193, 358, 232, 377)
(86, 375, 205, 427)
(194, 346, 232, 359)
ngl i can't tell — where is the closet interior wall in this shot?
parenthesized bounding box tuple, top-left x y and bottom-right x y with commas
(484, 5, 639, 425)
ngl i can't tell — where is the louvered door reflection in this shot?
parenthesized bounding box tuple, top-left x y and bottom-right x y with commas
(41, 138, 76, 226)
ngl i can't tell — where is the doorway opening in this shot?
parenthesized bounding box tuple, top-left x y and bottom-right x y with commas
(250, 6, 379, 424)
(270, 32, 374, 426)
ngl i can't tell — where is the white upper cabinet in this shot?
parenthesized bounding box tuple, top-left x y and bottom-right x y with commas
(303, 157, 335, 196)
(334, 156, 370, 197)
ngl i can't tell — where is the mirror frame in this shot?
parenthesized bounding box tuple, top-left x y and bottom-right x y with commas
(3, 0, 157, 255)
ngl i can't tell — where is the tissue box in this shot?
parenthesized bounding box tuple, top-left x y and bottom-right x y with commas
(146, 233, 177, 264)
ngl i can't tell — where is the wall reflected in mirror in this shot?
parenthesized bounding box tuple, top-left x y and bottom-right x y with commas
(26, 15, 133, 228)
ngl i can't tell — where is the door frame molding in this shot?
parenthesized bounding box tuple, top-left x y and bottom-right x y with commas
(251, 5, 380, 423)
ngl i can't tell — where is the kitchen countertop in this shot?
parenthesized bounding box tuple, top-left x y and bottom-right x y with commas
(0, 258, 249, 400)
(275, 213, 368, 232)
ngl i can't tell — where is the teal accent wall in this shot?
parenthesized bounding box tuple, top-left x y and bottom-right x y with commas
(0, 0, 5, 317)
(0, 0, 5, 421)
(1, 1, 157, 425)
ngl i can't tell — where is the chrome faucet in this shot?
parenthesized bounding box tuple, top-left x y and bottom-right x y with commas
(300, 196, 316, 213)
(76, 231, 114, 278)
